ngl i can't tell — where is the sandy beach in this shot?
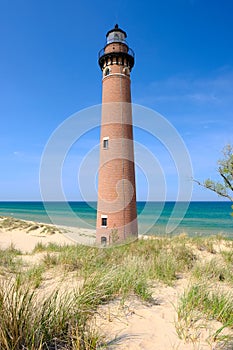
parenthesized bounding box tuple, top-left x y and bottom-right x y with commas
(0, 216, 232, 350)
(0, 216, 95, 252)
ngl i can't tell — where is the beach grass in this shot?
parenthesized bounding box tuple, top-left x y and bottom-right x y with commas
(0, 216, 61, 235)
(0, 277, 102, 350)
(0, 244, 22, 273)
(32, 237, 196, 285)
(23, 264, 45, 288)
(175, 283, 233, 345)
(221, 249, 233, 264)
(192, 257, 233, 284)
(1, 233, 233, 348)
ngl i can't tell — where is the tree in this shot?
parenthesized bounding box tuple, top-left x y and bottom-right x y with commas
(194, 144, 233, 202)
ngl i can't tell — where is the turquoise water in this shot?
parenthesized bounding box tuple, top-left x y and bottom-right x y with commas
(0, 201, 232, 237)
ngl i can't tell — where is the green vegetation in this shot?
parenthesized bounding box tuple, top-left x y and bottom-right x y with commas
(194, 144, 233, 202)
(0, 277, 101, 350)
(176, 283, 233, 344)
(33, 236, 196, 285)
(23, 264, 45, 288)
(0, 216, 61, 235)
(221, 249, 233, 264)
(193, 257, 233, 283)
(0, 244, 22, 273)
(1, 235, 233, 348)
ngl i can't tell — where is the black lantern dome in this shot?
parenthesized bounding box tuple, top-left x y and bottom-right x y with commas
(98, 24, 135, 70)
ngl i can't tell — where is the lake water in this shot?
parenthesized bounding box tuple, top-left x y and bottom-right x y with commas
(0, 201, 232, 238)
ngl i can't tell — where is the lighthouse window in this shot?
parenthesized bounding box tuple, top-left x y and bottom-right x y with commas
(123, 67, 130, 76)
(101, 236, 107, 246)
(101, 217, 107, 227)
(103, 137, 109, 149)
(105, 68, 110, 76)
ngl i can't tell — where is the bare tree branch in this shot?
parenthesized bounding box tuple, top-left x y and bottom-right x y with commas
(193, 178, 233, 201)
(193, 145, 233, 203)
(219, 169, 233, 192)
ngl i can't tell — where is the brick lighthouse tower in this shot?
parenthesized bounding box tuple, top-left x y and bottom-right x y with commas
(96, 24, 138, 245)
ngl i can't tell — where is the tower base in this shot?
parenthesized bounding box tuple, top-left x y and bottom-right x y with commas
(96, 219, 138, 246)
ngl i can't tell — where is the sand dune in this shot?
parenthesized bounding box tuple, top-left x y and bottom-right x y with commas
(0, 216, 232, 349)
(0, 216, 95, 252)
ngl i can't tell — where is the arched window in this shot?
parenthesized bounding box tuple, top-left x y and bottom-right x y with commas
(101, 236, 107, 246)
(105, 68, 110, 76)
(123, 67, 130, 76)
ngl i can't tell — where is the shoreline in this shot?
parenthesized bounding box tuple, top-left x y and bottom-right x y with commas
(0, 216, 96, 253)
(0, 201, 232, 238)
(0, 215, 150, 252)
(1, 215, 232, 253)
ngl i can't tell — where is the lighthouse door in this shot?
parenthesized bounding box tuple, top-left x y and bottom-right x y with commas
(101, 236, 107, 246)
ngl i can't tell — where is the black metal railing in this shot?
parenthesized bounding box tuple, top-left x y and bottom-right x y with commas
(98, 46, 135, 59)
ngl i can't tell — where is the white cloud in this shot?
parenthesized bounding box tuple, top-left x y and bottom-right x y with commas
(13, 151, 22, 156)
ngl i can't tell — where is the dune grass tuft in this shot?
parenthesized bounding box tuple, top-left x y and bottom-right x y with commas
(0, 244, 22, 273)
(176, 283, 233, 344)
(0, 276, 103, 350)
(192, 258, 233, 284)
(1, 234, 233, 348)
(35, 238, 196, 285)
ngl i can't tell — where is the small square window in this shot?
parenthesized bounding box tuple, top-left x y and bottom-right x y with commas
(101, 217, 107, 227)
(103, 138, 109, 149)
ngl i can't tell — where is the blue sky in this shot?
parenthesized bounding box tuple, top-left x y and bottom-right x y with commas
(0, 0, 232, 201)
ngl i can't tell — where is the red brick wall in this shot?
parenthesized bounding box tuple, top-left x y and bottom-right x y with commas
(104, 42, 128, 55)
(96, 45, 138, 245)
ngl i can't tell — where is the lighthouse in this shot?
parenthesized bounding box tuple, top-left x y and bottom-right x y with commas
(96, 24, 138, 245)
